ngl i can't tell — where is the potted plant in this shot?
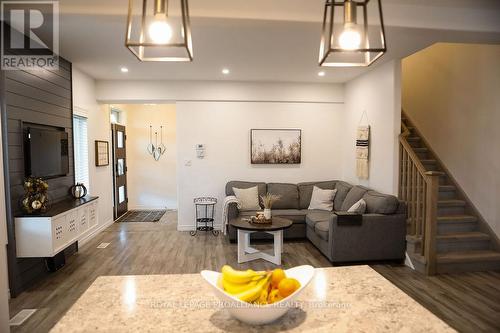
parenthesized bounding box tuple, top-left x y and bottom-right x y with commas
(260, 193, 281, 220)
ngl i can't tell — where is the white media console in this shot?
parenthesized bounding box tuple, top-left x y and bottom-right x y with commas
(15, 197, 99, 258)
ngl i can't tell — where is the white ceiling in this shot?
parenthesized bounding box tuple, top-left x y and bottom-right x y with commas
(56, 0, 500, 83)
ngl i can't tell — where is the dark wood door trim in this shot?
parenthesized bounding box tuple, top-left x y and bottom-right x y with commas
(111, 124, 128, 220)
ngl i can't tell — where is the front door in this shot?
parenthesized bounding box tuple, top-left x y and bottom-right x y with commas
(112, 124, 128, 219)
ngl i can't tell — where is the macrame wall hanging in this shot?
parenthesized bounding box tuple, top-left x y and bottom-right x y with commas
(356, 110, 370, 180)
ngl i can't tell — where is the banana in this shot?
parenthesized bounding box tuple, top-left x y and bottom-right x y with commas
(234, 273, 271, 303)
(221, 265, 266, 284)
(256, 281, 270, 305)
(268, 288, 283, 304)
(222, 278, 260, 295)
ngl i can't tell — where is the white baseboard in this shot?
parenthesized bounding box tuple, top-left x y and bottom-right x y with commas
(177, 225, 194, 232)
(78, 218, 114, 246)
(129, 205, 176, 210)
(177, 224, 223, 232)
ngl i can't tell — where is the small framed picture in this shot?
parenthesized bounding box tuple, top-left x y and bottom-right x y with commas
(95, 140, 109, 166)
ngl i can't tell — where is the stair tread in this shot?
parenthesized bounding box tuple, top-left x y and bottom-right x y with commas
(437, 250, 500, 263)
(438, 215, 477, 223)
(439, 185, 456, 192)
(437, 231, 490, 241)
(407, 230, 486, 244)
(407, 137, 421, 141)
(438, 199, 466, 207)
(413, 147, 428, 152)
(420, 159, 437, 163)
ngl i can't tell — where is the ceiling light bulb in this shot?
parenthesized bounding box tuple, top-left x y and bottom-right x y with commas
(148, 15, 172, 44)
(339, 25, 361, 50)
(222, 68, 230, 75)
(318, 71, 326, 77)
(121, 67, 129, 73)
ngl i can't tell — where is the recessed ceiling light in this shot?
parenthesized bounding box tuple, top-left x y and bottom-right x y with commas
(120, 67, 129, 73)
(222, 68, 230, 75)
(318, 71, 326, 77)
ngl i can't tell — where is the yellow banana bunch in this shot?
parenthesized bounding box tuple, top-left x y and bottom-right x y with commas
(220, 265, 273, 304)
(222, 278, 259, 294)
(221, 265, 266, 284)
(256, 283, 270, 305)
(219, 266, 301, 305)
(233, 273, 271, 303)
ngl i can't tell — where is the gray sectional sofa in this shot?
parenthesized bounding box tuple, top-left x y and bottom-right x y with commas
(225, 180, 406, 263)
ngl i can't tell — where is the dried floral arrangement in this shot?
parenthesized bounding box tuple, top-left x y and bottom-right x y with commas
(21, 177, 49, 214)
(260, 193, 281, 209)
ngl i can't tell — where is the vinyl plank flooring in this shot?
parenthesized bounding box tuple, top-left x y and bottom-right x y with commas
(8, 210, 500, 333)
(372, 264, 500, 333)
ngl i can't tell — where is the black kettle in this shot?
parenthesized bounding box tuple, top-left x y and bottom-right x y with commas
(70, 183, 87, 199)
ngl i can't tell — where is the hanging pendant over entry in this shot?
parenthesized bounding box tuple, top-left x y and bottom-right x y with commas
(147, 125, 155, 154)
(147, 125, 166, 161)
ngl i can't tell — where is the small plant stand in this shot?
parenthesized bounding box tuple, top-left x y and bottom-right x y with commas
(191, 197, 218, 236)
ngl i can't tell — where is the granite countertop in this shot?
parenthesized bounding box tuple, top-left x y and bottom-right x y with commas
(50, 266, 454, 332)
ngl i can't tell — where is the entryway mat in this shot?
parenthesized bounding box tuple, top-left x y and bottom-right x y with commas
(118, 210, 166, 222)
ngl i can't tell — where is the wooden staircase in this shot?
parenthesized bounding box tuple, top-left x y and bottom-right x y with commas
(400, 112, 500, 275)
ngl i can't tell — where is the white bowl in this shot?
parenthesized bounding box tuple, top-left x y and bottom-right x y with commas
(201, 265, 315, 325)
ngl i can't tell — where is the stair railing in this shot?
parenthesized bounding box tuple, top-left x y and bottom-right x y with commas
(399, 121, 443, 275)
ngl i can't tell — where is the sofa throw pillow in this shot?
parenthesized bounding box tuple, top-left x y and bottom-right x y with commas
(308, 186, 337, 211)
(348, 199, 367, 214)
(232, 186, 261, 211)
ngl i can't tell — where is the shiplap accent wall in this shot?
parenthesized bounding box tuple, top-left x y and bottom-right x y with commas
(2, 59, 75, 296)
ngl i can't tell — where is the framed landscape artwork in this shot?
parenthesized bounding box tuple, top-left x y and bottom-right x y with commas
(251, 129, 301, 164)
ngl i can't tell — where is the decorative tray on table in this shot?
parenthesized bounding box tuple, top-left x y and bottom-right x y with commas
(247, 214, 272, 224)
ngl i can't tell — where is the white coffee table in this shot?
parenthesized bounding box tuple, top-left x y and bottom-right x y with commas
(230, 216, 292, 265)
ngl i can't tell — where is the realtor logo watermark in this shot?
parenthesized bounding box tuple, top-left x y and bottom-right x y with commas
(1, 1, 59, 70)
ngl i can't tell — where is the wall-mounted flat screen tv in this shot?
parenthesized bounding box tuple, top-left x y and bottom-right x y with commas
(24, 125, 69, 179)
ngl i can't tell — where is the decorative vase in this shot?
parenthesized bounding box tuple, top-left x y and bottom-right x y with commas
(264, 208, 271, 220)
(70, 183, 87, 199)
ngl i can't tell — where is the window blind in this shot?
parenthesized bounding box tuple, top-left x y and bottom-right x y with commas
(73, 115, 90, 190)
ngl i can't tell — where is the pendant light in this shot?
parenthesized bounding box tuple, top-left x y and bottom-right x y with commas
(319, 0, 386, 67)
(147, 125, 166, 161)
(126, 0, 193, 62)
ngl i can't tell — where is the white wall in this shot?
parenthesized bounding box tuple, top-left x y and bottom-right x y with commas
(114, 104, 177, 210)
(343, 60, 402, 195)
(0, 110, 10, 331)
(72, 69, 114, 242)
(176, 101, 345, 230)
(403, 43, 500, 237)
(96, 80, 346, 230)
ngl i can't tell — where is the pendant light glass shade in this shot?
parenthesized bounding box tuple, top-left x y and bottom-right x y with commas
(126, 0, 193, 62)
(319, 0, 386, 67)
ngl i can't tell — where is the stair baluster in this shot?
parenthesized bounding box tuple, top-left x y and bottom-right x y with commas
(424, 172, 441, 275)
(399, 121, 443, 275)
